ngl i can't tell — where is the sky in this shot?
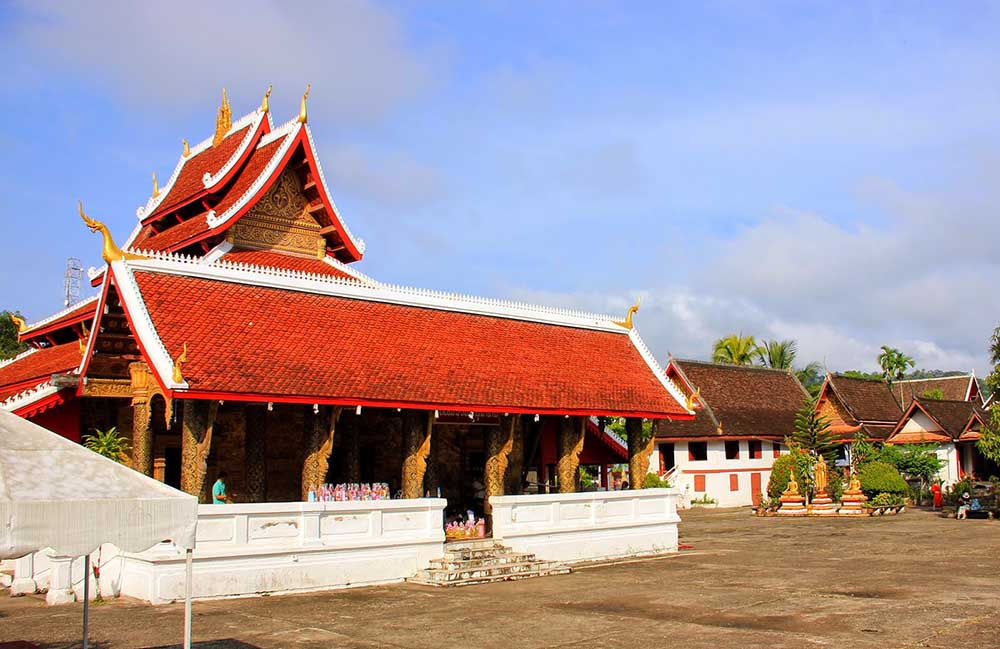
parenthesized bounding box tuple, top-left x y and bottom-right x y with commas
(2, 1, 999, 374)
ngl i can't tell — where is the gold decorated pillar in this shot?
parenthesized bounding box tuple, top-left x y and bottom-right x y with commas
(244, 404, 267, 503)
(181, 400, 218, 501)
(401, 410, 432, 499)
(557, 416, 586, 493)
(128, 362, 153, 476)
(341, 412, 362, 483)
(504, 416, 526, 495)
(626, 417, 653, 489)
(301, 406, 341, 500)
(485, 415, 516, 514)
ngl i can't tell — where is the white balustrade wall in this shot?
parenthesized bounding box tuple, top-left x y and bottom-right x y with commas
(489, 489, 680, 563)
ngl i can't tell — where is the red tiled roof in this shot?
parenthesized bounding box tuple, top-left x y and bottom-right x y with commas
(151, 125, 256, 217)
(887, 398, 988, 444)
(655, 360, 809, 439)
(0, 343, 80, 396)
(126, 270, 687, 417)
(221, 248, 354, 279)
(20, 298, 97, 343)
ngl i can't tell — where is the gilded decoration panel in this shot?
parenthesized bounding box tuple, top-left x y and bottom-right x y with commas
(229, 169, 325, 257)
(81, 378, 132, 398)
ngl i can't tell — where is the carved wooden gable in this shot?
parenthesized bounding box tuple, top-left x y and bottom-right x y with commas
(228, 169, 326, 257)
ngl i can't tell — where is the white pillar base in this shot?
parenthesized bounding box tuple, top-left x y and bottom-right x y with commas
(45, 556, 77, 606)
(10, 555, 37, 595)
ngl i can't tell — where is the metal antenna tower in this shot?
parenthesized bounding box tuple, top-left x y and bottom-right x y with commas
(63, 257, 84, 307)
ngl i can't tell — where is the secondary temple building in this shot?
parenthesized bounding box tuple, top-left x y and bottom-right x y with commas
(1, 89, 693, 513)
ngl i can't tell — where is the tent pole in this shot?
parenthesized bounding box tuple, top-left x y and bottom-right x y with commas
(184, 548, 193, 649)
(83, 555, 90, 649)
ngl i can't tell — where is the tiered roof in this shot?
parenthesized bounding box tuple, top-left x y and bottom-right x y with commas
(89, 253, 692, 418)
(18, 296, 98, 348)
(655, 360, 809, 440)
(887, 398, 988, 444)
(816, 374, 903, 441)
(891, 374, 982, 405)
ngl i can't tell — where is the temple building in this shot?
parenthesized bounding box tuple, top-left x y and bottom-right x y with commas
(651, 359, 809, 507)
(815, 374, 904, 444)
(1, 88, 692, 512)
(890, 373, 984, 406)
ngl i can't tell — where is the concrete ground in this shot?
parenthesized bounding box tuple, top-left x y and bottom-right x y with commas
(2, 507, 999, 649)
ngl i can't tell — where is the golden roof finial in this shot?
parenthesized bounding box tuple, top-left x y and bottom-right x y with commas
(685, 387, 701, 411)
(716, 422, 724, 434)
(172, 343, 188, 384)
(9, 313, 26, 333)
(79, 201, 145, 264)
(261, 84, 272, 113)
(212, 87, 232, 147)
(614, 296, 641, 329)
(182, 138, 190, 158)
(152, 171, 160, 198)
(78, 322, 89, 355)
(298, 83, 311, 124)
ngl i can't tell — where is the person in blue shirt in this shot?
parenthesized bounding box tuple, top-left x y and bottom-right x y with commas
(212, 471, 231, 504)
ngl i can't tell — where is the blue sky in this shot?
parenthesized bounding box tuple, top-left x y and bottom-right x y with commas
(2, 1, 999, 373)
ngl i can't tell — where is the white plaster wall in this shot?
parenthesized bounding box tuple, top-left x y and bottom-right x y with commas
(100, 499, 446, 604)
(937, 445, 960, 486)
(665, 440, 784, 507)
(901, 411, 943, 435)
(490, 489, 680, 563)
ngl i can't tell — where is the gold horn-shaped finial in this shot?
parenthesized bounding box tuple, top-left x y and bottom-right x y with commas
(614, 296, 641, 329)
(261, 84, 272, 113)
(152, 171, 160, 198)
(9, 313, 26, 334)
(685, 387, 701, 412)
(212, 87, 232, 147)
(298, 83, 311, 124)
(172, 343, 188, 384)
(79, 200, 145, 264)
(182, 138, 190, 157)
(78, 321, 89, 355)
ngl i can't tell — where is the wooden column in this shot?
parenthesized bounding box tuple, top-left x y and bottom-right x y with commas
(181, 400, 218, 501)
(626, 417, 653, 489)
(556, 416, 585, 493)
(244, 405, 267, 503)
(128, 362, 153, 476)
(485, 415, 516, 514)
(504, 416, 526, 496)
(401, 410, 432, 499)
(301, 406, 341, 500)
(341, 412, 362, 483)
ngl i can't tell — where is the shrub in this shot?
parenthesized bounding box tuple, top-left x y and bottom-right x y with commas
(767, 453, 797, 500)
(944, 477, 973, 505)
(868, 492, 904, 507)
(858, 461, 908, 497)
(643, 473, 670, 489)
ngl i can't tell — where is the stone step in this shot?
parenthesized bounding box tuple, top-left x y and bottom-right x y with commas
(429, 552, 537, 571)
(444, 539, 500, 551)
(409, 563, 571, 587)
(443, 546, 518, 561)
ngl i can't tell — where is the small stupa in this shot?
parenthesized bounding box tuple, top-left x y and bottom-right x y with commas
(777, 467, 807, 516)
(838, 471, 867, 515)
(808, 456, 837, 515)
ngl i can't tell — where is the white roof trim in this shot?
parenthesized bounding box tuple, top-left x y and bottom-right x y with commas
(108, 261, 187, 390)
(204, 124, 301, 229)
(321, 256, 376, 284)
(201, 240, 233, 264)
(589, 416, 627, 451)
(21, 295, 99, 335)
(302, 124, 366, 256)
(0, 347, 39, 371)
(1, 381, 60, 413)
(136, 109, 266, 219)
(119, 251, 627, 333)
(628, 327, 695, 416)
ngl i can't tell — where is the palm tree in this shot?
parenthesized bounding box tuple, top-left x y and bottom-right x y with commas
(755, 339, 798, 369)
(712, 334, 758, 365)
(877, 345, 915, 385)
(83, 427, 130, 464)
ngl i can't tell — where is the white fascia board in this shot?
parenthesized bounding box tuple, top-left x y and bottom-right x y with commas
(21, 295, 100, 334)
(321, 256, 377, 285)
(628, 327, 695, 416)
(1, 381, 58, 413)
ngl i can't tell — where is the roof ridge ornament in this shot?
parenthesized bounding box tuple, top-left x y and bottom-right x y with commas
(261, 84, 272, 113)
(172, 343, 188, 384)
(298, 83, 311, 124)
(79, 201, 146, 264)
(9, 313, 26, 334)
(685, 386, 701, 411)
(213, 88, 232, 147)
(182, 138, 190, 158)
(78, 322, 89, 355)
(614, 297, 641, 329)
(152, 171, 160, 198)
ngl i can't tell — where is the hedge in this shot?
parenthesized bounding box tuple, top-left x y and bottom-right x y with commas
(858, 461, 908, 497)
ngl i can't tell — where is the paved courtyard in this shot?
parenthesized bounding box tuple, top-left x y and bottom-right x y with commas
(2, 507, 998, 648)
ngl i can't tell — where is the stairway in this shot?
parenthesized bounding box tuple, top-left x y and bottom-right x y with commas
(408, 539, 570, 587)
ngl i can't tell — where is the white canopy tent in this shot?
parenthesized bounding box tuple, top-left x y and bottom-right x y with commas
(0, 409, 198, 648)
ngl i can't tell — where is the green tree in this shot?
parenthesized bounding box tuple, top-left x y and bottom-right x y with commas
(857, 461, 909, 497)
(877, 345, 915, 385)
(755, 339, 797, 369)
(712, 333, 758, 366)
(0, 310, 27, 360)
(842, 370, 882, 381)
(791, 396, 839, 467)
(987, 326, 1000, 394)
(921, 388, 944, 400)
(850, 430, 878, 470)
(795, 361, 825, 396)
(977, 407, 1000, 466)
(83, 427, 130, 464)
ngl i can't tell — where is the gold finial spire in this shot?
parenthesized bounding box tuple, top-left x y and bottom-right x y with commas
(78, 322, 89, 355)
(212, 87, 232, 147)
(297, 83, 311, 124)
(614, 296, 641, 329)
(182, 138, 190, 157)
(152, 171, 160, 198)
(716, 422, 723, 434)
(172, 343, 188, 384)
(79, 201, 145, 264)
(685, 387, 701, 411)
(261, 84, 272, 113)
(9, 313, 26, 333)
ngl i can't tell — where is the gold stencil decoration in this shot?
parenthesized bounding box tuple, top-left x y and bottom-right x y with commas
(228, 169, 325, 256)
